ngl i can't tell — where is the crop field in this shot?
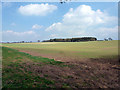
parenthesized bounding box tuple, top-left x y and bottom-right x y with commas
(3, 40, 118, 60)
(2, 40, 120, 88)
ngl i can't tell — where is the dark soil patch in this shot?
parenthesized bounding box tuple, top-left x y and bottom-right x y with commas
(12, 58, 119, 88)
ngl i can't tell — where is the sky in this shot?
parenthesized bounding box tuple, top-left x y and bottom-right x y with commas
(2, 2, 118, 42)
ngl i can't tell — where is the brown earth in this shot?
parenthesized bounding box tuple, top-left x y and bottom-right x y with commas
(18, 49, 89, 62)
(14, 49, 120, 88)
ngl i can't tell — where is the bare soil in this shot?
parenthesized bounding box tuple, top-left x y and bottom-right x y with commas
(17, 49, 120, 88)
(18, 49, 89, 62)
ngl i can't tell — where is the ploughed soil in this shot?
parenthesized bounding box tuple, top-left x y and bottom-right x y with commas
(15, 49, 120, 88)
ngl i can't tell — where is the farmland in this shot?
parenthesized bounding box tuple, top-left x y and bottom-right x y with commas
(2, 40, 119, 88)
(3, 40, 118, 59)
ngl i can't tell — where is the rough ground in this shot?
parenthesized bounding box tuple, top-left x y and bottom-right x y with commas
(2, 47, 120, 88)
(17, 49, 120, 88)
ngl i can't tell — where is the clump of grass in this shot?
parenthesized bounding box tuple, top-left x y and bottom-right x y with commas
(63, 75, 73, 79)
(15, 57, 23, 59)
(62, 83, 71, 88)
(82, 82, 91, 87)
(44, 74, 48, 77)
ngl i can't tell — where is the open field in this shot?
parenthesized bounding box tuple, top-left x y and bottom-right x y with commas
(2, 40, 120, 88)
(2, 40, 118, 61)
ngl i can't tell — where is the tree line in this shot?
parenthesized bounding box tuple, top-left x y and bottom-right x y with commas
(42, 37, 97, 42)
(2, 37, 113, 43)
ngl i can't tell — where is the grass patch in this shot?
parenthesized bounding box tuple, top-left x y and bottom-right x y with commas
(2, 47, 64, 66)
(2, 47, 62, 88)
(63, 75, 73, 79)
(62, 83, 71, 88)
(82, 82, 91, 87)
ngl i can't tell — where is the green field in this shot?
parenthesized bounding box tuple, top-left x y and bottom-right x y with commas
(2, 40, 119, 88)
(2, 47, 65, 88)
(2, 40, 118, 59)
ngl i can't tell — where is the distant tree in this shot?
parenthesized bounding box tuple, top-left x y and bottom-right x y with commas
(104, 38, 108, 41)
(21, 41, 24, 43)
(38, 40, 40, 42)
(108, 37, 113, 41)
(30, 41, 32, 43)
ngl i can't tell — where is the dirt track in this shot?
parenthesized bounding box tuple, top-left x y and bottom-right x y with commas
(18, 49, 89, 62)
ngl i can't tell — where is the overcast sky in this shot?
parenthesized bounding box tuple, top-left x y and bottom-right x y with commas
(2, 2, 118, 42)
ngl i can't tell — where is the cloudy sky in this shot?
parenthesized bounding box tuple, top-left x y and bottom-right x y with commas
(2, 2, 118, 42)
